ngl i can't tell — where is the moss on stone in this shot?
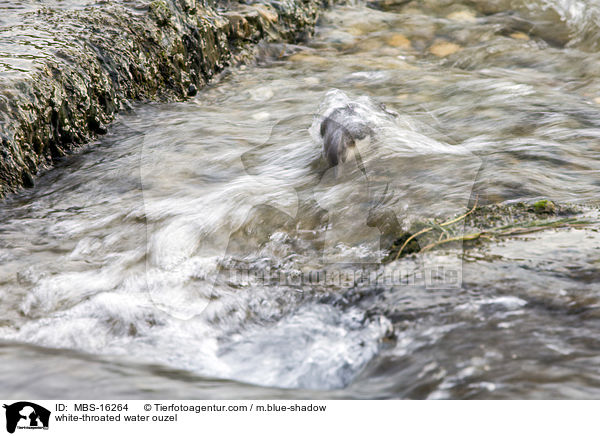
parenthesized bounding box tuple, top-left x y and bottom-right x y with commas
(531, 199, 557, 215)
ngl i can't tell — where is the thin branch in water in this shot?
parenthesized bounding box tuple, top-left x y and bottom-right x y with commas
(394, 195, 479, 260)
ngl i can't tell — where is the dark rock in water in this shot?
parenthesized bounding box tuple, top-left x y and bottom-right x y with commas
(187, 84, 198, 97)
(21, 170, 35, 189)
(0, 0, 330, 198)
(382, 200, 591, 263)
(383, 231, 421, 262)
(88, 116, 108, 135)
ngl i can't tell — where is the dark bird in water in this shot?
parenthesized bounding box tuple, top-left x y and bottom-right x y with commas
(320, 104, 374, 168)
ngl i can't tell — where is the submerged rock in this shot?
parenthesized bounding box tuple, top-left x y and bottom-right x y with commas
(0, 0, 328, 197)
(510, 31, 530, 40)
(428, 40, 461, 57)
(446, 10, 477, 22)
(530, 199, 557, 215)
(386, 33, 412, 49)
(384, 200, 596, 262)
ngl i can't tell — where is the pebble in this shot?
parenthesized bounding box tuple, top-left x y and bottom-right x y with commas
(347, 27, 366, 36)
(358, 38, 384, 51)
(303, 76, 320, 85)
(288, 53, 329, 64)
(386, 33, 412, 49)
(22, 170, 35, 188)
(345, 22, 382, 36)
(429, 41, 461, 57)
(510, 32, 530, 40)
(446, 10, 477, 22)
(362, 58, 416, 69)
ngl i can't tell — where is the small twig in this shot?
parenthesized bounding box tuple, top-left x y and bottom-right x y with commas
(420, 220, 595, 253)
(390, 197, 598, 261)
(393, 195, 479, 260)
(421, 232, 488, 252)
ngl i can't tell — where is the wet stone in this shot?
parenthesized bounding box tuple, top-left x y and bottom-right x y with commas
(288, 53, 329, 64)
(429, 41, 461, 57)
(386, 33, 412, 49)
(446, 10, 477, 22)
(510, 32, 530, 40)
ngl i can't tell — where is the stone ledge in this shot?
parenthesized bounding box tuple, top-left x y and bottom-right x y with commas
(0, 0, 329, 197)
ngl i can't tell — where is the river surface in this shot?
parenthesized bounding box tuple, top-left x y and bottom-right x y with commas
(1, 0, 600, 399)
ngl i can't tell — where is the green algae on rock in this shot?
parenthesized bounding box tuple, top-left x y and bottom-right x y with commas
(530, 199, 557, 215)
(0, 0, 326, 197)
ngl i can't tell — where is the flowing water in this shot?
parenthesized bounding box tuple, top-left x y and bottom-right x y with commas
(1, 0, 600, 399)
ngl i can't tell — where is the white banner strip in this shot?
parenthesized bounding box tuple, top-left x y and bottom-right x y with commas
(0, 400, 596, 436)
